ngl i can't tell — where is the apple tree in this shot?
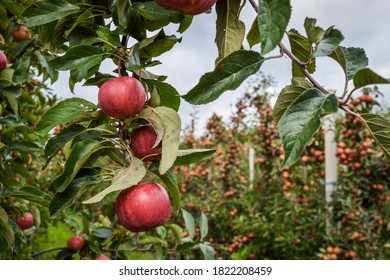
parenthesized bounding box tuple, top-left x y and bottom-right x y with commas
(1, 0, 390, 259)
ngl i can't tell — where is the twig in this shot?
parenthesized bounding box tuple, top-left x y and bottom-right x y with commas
(31, 247, 67, 258)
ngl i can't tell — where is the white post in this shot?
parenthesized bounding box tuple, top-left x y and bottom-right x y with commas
(324, 114, 338, 230)
(249, 147, 255, 189)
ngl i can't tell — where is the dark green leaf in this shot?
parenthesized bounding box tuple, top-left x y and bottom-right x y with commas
(92, 227, 113, 239)
(361, 113, 390, 161)
(83, 157, 146, 204)
(139, 30, 180, 58)
(44, 124, 86, 160)
(50, 170, 102, 218)
(278, 89, 338, 168)
(50, 139, 102, 193)
(174, 149, 216, 166)
(176, 242, 199, 252)
(329, 47, 368, 80)
(96, 27, 121, 47)
(177, 16, 193, 33)
(287, 30, 316, 77)
(150, 166, 181, 211)
(273, 78, 313, 125)
(144, 80, 180, 111)
(10, 141, 41, 153)
(181, 209, 195, 240)
(258, 0, 291, 55)
(215, 0, 246, 62)
(1, 0, 23, 18)
(0, 205, 14, 250)
(353, 68, 390, 88)
(49, 45, 105, 72)
(247, 18, 260, 48)
(36, 97, 96, 137)
(183, 50, 264, 105)
(3, 186, 51, 207)
(138, 1, 183, 22)
(312, 26, 344, 58)
(23, 0, 80, 26)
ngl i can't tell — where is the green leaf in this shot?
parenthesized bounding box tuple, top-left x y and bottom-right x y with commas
(150, 166, 181, 211)
(36, 97, 95, 137)
(177, 16, 193, 33)
(65, 8, 94, 37)
(154, 107, 181, 174)
(215, 0, 246, 62)
(82, 157, 146, 204)
(278, 89, 338, 168)
(0, 206, 14, 250)
(312, 27, 344, 58)
(287, 30, 316, 77)
(49, 46, 105, 82)
(353, 68, 390, 88)
(199, 243, 215, 260)
(44, 124, 85, 161)
(136, 107, 165, 148)
(176, 242, 200, 252)
(138, 1, 183, 22)
(1, 91, 19, 115)
(96, 27, 121, 47)
(361, 113, 390, 161)
(273, 78, 313, 125)
(329, 47, 368, 80)
(138, 236, 167, 247)
(0, 69, 15, 84)
(258, 0, 291, 55)
(139, 30, 180, 58)
(304, 18, 324, 45)
(181, 209, 195, 240)
(3, 186, 51, 207)
(247, 18, 260, 48)
(0, 142, 7, 151)
(199, 212, 208, 241)
(144, 79, 180, 111)
(183, 50, 264, 105)
(50, 139, 102, 193)
(50, 170, 102, 218)
(174, 149, 216, 166)
(92, 227, 113, 239)
(23, 0, 80, 26)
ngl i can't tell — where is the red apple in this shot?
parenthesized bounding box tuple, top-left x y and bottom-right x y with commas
(155, 0, 217, 15)
(15, 212, 34, 230)
(130, 125, 162, 161)
(67, 236, 85, 251)
(0, 51, 7, 71)
(115, 182, 170, 232)
(11, 25, 31, 42)
(98, 76, 146, 119)
(95, 255, 111, 260)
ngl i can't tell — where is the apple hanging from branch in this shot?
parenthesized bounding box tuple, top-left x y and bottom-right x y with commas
(155, 0, 217, 15)
(115, 182, 171, 232)
(15, 212, 34, 230)
(0, 50, 7, 71)
(130, 125, 162, 162)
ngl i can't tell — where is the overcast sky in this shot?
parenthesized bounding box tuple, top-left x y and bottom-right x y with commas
(52, 0, 390, 134)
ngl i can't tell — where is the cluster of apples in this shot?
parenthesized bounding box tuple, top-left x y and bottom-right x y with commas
(97, 0, 217, 233)
(98, 76, 170, 232)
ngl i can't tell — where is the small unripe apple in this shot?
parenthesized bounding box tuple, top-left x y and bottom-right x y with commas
(155, 0, 217, 15)
(67, 236, 85, 251)
(98, 76, 146, 119)
(130, 125, 162, 161)
(0, 51, 7, 71)
(95, 255, 111, 260)
(15, 212, 34, 230)
(11, 25, 31, 42)
(115, 182, 171, 232)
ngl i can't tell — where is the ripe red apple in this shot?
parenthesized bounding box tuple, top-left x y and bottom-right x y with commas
(98, 76, 146, 119)
(155, 0, 217, 15)
(95, 255, 111, 260)
(115, 182, 170, 232)
(11, 25, 31, 42)
(67, 236, 85, 251)
(0, 51, 7, 71)
(130, 125, 162, 161)
(15, 212, 34, 230)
